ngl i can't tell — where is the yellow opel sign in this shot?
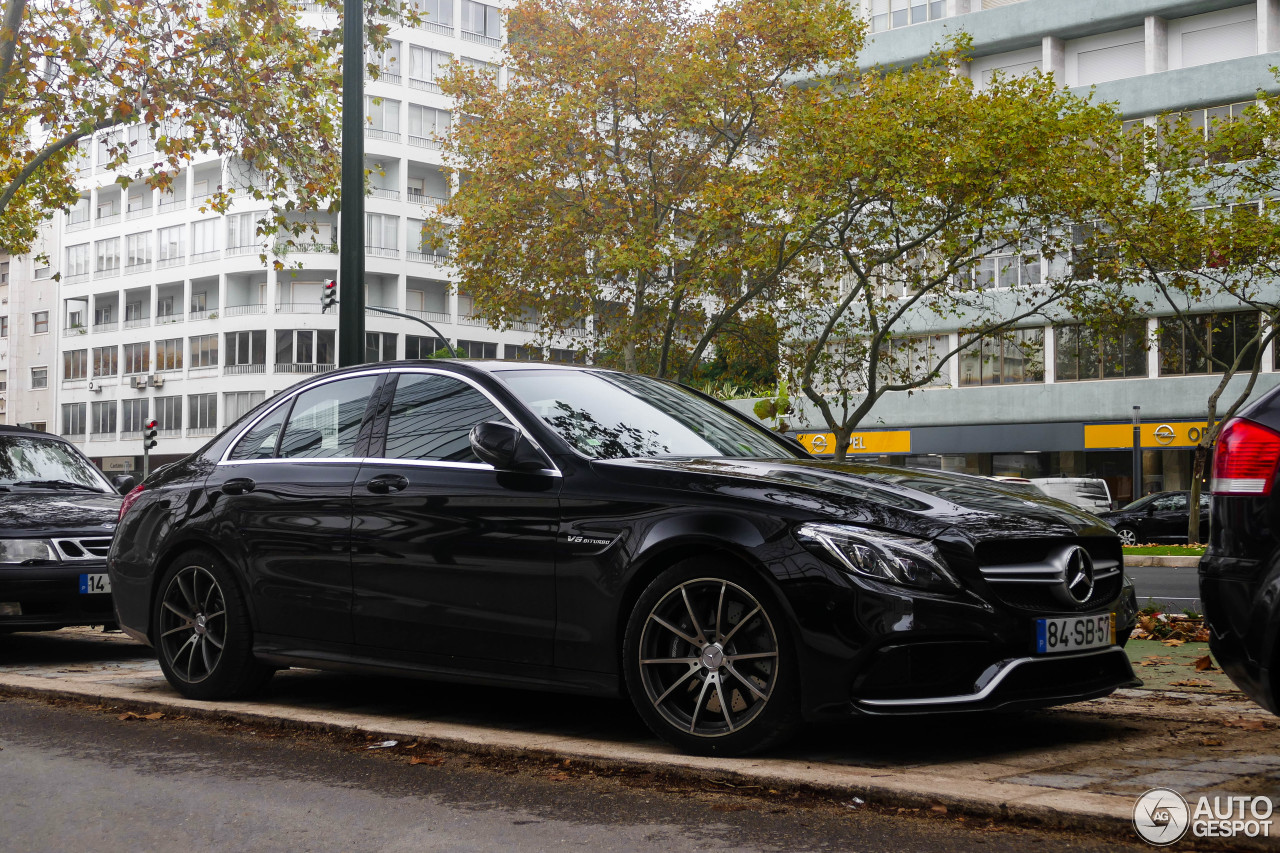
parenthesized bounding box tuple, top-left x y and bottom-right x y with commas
(1084, 421, 1210, 450)
(797, 431, 912, 455)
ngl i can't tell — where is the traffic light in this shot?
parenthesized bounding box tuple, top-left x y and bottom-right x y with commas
(143, 419, 158, 450)
(321, 280, 338, 313)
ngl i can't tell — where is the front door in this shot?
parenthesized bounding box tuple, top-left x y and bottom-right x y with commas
(351, 370, 560, 669)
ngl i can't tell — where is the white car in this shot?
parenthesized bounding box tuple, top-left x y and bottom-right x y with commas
(1030, 477, 1113, 513)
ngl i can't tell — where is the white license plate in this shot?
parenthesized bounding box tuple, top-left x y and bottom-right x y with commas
(79, 573, 111, 594)
(1035, 613, 1114, 654)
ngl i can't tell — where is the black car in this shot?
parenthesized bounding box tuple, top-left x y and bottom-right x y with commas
(1201, 392, 1280, 715)
(109, 362, 1139, 755)
(0, 425, 128, 632)
(1100, 490, 1210, 546)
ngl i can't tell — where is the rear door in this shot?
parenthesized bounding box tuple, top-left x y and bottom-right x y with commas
(205, 372, 384, 645)
(350, 369, 562, 669)
(1150, 493, 1190, 541)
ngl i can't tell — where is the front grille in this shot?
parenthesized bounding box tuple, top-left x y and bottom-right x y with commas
(974, 537, 1123, 614)
(52, 537, 113, 561)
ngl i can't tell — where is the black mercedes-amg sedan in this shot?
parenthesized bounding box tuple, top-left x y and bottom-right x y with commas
(1201, 388, 1280, 715)
(109, 362, 1139, 755)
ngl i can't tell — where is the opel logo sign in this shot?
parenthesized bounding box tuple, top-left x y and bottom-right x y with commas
(1153, 424, 1176, 446)
(810, 434, 829, 453)
(1062, 546, 1096, 605)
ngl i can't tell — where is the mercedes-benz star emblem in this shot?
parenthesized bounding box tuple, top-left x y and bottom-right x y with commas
(1063, 545, 1096, 605)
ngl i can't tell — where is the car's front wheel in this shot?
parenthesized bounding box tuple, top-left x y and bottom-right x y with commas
(623, 560, 800, 756)
(154, 550, 273, 700)
(1116, 526, 1139, 547)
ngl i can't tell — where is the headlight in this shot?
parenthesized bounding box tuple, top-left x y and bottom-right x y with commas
(796, 523, 959, 593)
(0, 539, 56, 564)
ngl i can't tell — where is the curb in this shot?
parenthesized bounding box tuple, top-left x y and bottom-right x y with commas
(0, 671, 1274, 849)
(1123, 555, 1201, 567)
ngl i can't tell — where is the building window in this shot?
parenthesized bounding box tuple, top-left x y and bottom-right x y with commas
(408, 105, 450, 145)
(364, 95, 401, 136)
(224, 391, 265, 425)
(155, 337, 183, 371)
(1054, 320, 1148, 381)
(549, 347, 585, 364)
(32, 311, 48, 334)
(878, 334, 953, 387)
(456, 339, 498, 359)
(226, 330, 267, 367)
(365, 331, 398, 362)
(191, 219, 218, 259)
(409, 45, 451, 85)
(123, 342, 150, 375)
(155, 395, 183, 432)
(508, 344, 542, 361)
(125, 232, 151, 268)
(157, 224, 184, 265)
(958, 329, 1044, 386)
(0, 260, 8, 283)
(365, 213, 398, 251)
(1170, 101, 1261, 163)
(61, 402, 85, 436)
(190, 334, 219, 368)
(1, 317, 9, 338)
(92, 345, 118, 377)
(189, 393, 218, 432)
(1161, 311, 1260, 376)
(94, 237, 120, 273)
(869, 0, 946, 33)
(31, 366, 48, 389)
(122, 398, 148, 434)
(461, 0, 501, 41)
(969, 246, 1042, 290)
(63, 349, 87, 381)
(411, 0, 453, 27)
(276, 329, 335, 367)
(406, 335, 450, 359)
(66, 243, 91, 277)
(90, 400, 117, 437)
(226, 213, 258, 251)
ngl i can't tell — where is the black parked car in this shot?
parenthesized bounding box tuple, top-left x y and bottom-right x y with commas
(1201, 391, 1280, 715)
(109, 362, 1139, 755)
(1099, 490, 1210, 546)
(0, 426, 128, 632)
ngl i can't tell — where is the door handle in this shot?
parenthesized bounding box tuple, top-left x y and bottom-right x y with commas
(221, 477, 256, 496)
(366, 474, 409, 494)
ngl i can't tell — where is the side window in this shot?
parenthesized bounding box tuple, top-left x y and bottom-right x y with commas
(384, 372, 506, 462)
(1156, 495, 1187, 512)
(229, 402, 290, 461)
(278, 376, 379, 459)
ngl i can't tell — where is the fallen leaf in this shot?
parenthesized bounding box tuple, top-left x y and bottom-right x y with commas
(1225, 719, 1269, 731)
(1200, 737, 1224, 746)
(1169, 679, 1213, 688)
(1162, 639, 1186, 648)
(409, 756, 444, 766)
(143, 712, 164, 720)
(547, 772, 569, 782)
(930, 805, 948, 814)
(1194, 655, 1217, 672)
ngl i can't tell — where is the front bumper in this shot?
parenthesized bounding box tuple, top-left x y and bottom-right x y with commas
(0, 563, 115, 631)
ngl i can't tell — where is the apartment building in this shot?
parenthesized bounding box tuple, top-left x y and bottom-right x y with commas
(24, 0, 543, 477)
(785, 0, 1280, 503)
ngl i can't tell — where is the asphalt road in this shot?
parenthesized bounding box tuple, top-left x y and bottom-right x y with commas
(0, 695, 1149, 853)
(1125, 564, 1203, 613)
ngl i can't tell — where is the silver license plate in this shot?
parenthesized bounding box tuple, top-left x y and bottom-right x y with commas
(79, 573, 111, 594)
(1035, 613, 1114, 654)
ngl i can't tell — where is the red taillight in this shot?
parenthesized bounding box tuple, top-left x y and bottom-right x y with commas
(1211, 418, 1280, 496)
(118, 484, 145, 521)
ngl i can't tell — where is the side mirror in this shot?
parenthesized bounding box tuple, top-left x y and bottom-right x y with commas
(112, 474, 136, 495)
(469, 421, 548, 472)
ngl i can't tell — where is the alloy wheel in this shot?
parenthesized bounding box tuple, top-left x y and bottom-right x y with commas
(636, 578, 779, 738)
(1117, 527, 1138, 546)
(157, 564, 227, 684)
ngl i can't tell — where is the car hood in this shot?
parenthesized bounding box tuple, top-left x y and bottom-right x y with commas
(593, 457, 1113, 543)
(0, 490, 121, 538)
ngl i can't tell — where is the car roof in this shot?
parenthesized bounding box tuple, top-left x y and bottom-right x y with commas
(0, 424, 69, 441)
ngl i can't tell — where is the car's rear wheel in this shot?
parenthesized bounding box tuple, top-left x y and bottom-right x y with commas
(1115, 526, 1139, 546)
(154, 550, 272, 700)
(623, 560, 800, 756)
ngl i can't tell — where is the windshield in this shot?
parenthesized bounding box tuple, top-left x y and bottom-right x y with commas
(498, 370, 800, 460)
(0, 436, 110, 491)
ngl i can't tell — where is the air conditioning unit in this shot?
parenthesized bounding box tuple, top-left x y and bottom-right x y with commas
(150, 374, 164, 388)
(87, 380, 101, 393)
(130, 375, 146, 389)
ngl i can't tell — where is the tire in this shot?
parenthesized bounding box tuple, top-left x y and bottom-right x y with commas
(153, 549, 273, 700)
(622, 559, 801, 757)
(1116, 526, 1139, 547)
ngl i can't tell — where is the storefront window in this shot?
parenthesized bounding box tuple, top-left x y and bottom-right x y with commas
(958, 328, 1044, 387)
(1054, 320, 1148, 381)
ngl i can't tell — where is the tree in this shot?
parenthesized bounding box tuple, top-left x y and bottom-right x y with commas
(1096, 98, 1280, 544)
(0, 0, 411, 262)
(436, 0, 863, 377)
(765, 51, 1132, 461)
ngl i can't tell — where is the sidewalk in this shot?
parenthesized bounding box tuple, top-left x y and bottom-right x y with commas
(2, 627, 1278, 848)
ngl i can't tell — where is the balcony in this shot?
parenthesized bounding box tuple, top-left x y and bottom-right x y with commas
(125, 207, 153, 221)
(61, 325, 88, 338)
(226, 245, 262, 257)
(419, 20, 454, 36)
(407, 251, 448, 265)
(224, 303, 266, 316)
(63, 272, 90, 285)
(225, 363, 266, 375)
(368, 71, 402, 85)
(408, 135, 443, 151)
(93, 266, 120, 281)
(156, 312, 184, 326)
(157, 198, 186, 214)
(281, 243, 337, 255)
(66, 219, 91, 233)
(124, 261, 151, 275)
(460, 314, 488, 327)
(89, 431, 115, 441)
(409, 78, 442, 94)
(408, 308, 450, 323)
(188, 365, 219, 377)
(365, 127, 401, 142)
(157, 254, 185, 270)
(407, 191, 449, 206)
(274, 362, 335, 374)
(275, 302, 324, 314)
(190, 250, 221, 264)
(366, 246, 400, 259)
(158, 428, 182, 439)
(62, 431, 86, 441)
(95, 213, 120, 226)
(188, 426, 218, 437)
(93, 321, 118, 333)
(122, 317, 150, 330)
(461, 30, 501, 47)
(370, 187, 401, 200)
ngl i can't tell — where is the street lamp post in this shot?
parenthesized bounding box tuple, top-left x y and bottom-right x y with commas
(338, 0, 366, 367)
(1132, 405, 1142, 502)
